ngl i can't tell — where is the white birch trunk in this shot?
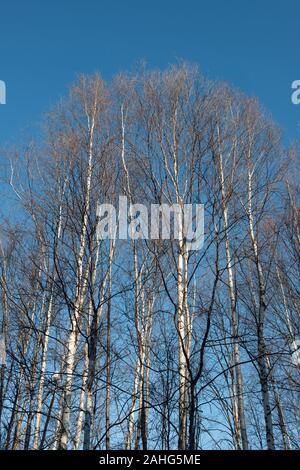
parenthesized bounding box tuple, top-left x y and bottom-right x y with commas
(217, 137, 249, 449)
(247, 163, 275, 450)
(58, 106, 96, 449)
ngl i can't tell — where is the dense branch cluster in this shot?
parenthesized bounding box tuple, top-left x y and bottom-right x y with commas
(0, 65, 299, 450)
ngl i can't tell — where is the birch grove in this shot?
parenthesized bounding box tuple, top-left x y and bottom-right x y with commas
(0, 64, 299, 450)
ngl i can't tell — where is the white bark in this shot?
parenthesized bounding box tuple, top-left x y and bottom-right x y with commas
(217, 132, 248, 449)
(59, 102, 96, 450)
(247, 161, 275, 450)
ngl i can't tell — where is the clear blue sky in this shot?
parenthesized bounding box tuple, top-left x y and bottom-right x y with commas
(0, 0, 299, 145)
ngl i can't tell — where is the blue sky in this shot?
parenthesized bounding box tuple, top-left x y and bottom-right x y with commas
(0, 0, 299, 145)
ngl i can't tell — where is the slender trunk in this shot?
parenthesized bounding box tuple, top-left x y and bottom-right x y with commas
(32, 290, 52, 449)
(177, 236, 187, 450)
(58, 109, 96, 449)
(266, 356, 291, 449)
(33, 181, 65, 449)
(247, 162, 275, 450)
(105, 241, 113, 450)
(73, 342, 88, 449)
(39, 389, 56, 449)
(217, 139, 248, 449)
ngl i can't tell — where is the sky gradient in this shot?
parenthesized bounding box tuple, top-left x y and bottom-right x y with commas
(0, 0, 299, 145)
